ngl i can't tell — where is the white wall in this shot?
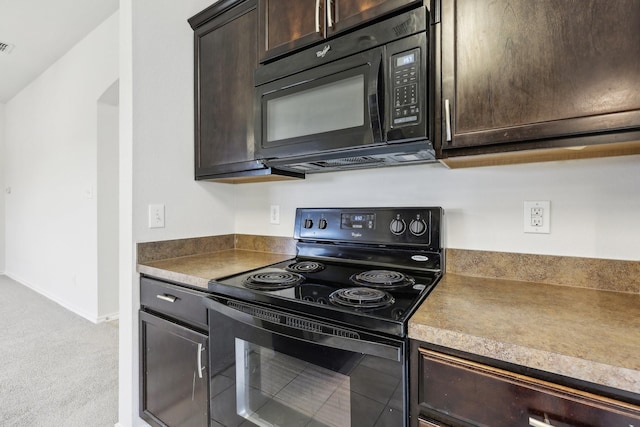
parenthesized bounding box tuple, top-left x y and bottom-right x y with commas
(98, 85, 119, 319)
(130, 0, 235, 244)
(4, 12, 119, 321)
(119, 0, 235, 425)
(235, 155, 640, 261)
(0, 102, 5, 273)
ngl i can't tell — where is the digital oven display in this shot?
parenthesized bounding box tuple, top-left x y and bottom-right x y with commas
(341, 213, 375, 230)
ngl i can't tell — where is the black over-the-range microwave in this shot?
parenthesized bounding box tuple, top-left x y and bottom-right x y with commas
(254, 5, 435, 173)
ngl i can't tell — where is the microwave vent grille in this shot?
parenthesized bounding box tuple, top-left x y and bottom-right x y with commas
(314, 157, 385, 168)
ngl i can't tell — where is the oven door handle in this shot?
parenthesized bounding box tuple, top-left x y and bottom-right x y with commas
(203, 297, 402, 362)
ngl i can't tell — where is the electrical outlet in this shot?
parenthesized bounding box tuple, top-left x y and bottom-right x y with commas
(270, 205, 280, 225)
(149, 204, 165, 228)
(524, 201, 550, 234)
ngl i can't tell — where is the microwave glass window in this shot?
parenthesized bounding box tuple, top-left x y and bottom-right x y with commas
(266, 74, 365, 142)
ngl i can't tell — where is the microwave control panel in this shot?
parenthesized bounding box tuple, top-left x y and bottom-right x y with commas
(391, 48, 421, 127)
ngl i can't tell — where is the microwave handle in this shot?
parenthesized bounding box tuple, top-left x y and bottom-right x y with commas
(367, 51, 385, 144)
(203, 296, 402, 362)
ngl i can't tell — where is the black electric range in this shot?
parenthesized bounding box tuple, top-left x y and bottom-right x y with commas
(208, 207, 443, 338)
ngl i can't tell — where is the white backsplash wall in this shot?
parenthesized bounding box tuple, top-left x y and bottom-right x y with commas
(131, 0, 236, 244)
(234, 154, 640, 261)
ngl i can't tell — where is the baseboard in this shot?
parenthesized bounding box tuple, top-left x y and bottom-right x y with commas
(113, 417, 152, 427)
(98, 311, 120, 323)
(5, 272, 101, 324)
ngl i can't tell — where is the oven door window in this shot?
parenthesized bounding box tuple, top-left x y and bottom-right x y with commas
(208, 302, 405, 427)
(235, 339, 353, 426)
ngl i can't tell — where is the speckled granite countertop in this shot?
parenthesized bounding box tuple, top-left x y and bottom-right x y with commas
(138, 249, 294, 290)
(136, 234, 296, 290)
(409, 272, 640, 394)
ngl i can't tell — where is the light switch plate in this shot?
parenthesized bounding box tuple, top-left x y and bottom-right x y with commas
(270, 205, 280, 225)
(149, 204, 165, 228)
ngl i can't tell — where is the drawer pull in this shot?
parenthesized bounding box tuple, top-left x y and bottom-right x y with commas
(156, 294, 177, 303)
(529, 416, 553, 427)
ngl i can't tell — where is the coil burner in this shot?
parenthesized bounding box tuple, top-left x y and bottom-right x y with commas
(243, 271, 304, 291)
(350, 270, 415, 289)
(329, 287, 395, 309)
(286, 261, 325, 273)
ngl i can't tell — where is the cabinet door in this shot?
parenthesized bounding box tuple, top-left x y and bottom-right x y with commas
(258, 0, 325, 61)
(441, 0, 640, 151)
(417, 348, 640, 427)
(140, 311, 208, 427)
(194, 1, 259, 177)
(328, 0, 420, 37)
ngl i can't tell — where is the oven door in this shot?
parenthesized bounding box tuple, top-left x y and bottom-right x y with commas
(204, 296, 407, 427)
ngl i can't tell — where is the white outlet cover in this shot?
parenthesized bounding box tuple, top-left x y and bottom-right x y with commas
(523, 200, 550, 234)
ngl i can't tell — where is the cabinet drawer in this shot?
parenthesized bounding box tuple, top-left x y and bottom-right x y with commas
(418, 349, 640, 427)
(140, 277, 207, 330)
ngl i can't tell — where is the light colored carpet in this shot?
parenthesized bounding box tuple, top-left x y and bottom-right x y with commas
(0, 275, 118, 427)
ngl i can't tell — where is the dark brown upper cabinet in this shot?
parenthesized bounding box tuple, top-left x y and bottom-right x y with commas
(438, 0, 640, 162)
(189, 0, 303, 183)
(258, 0, 421, 62)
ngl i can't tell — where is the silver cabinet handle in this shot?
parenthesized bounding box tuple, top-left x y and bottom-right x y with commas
(444, 98, 452, 142)
(156, 294, 177, 303)
(197, 343, 205, 379)
(315, 0, 321, 33)
(529, 416, 553, 427)
(327, 0, 334, 28)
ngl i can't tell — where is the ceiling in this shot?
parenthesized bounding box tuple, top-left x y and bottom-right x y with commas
(0, 0, 119, 103)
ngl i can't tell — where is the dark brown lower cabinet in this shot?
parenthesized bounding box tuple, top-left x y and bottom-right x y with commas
(413, 346, 640, 427)
(139, 277, 209, 427)
(140, 312, 209, 427)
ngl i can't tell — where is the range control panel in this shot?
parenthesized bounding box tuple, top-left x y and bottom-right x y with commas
(294, 207, 442, 250)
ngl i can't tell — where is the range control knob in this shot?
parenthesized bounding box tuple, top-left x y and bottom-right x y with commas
(409, 218, 427, 236)
(319, 218, 328, 229)
(304, 218, 314, 229)
(390, 216, 406, 235)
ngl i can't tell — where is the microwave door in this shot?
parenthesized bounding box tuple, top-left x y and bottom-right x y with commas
(256, 48, 385, 160)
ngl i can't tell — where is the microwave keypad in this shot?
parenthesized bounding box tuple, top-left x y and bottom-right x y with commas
(392, 49, 420, 126)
